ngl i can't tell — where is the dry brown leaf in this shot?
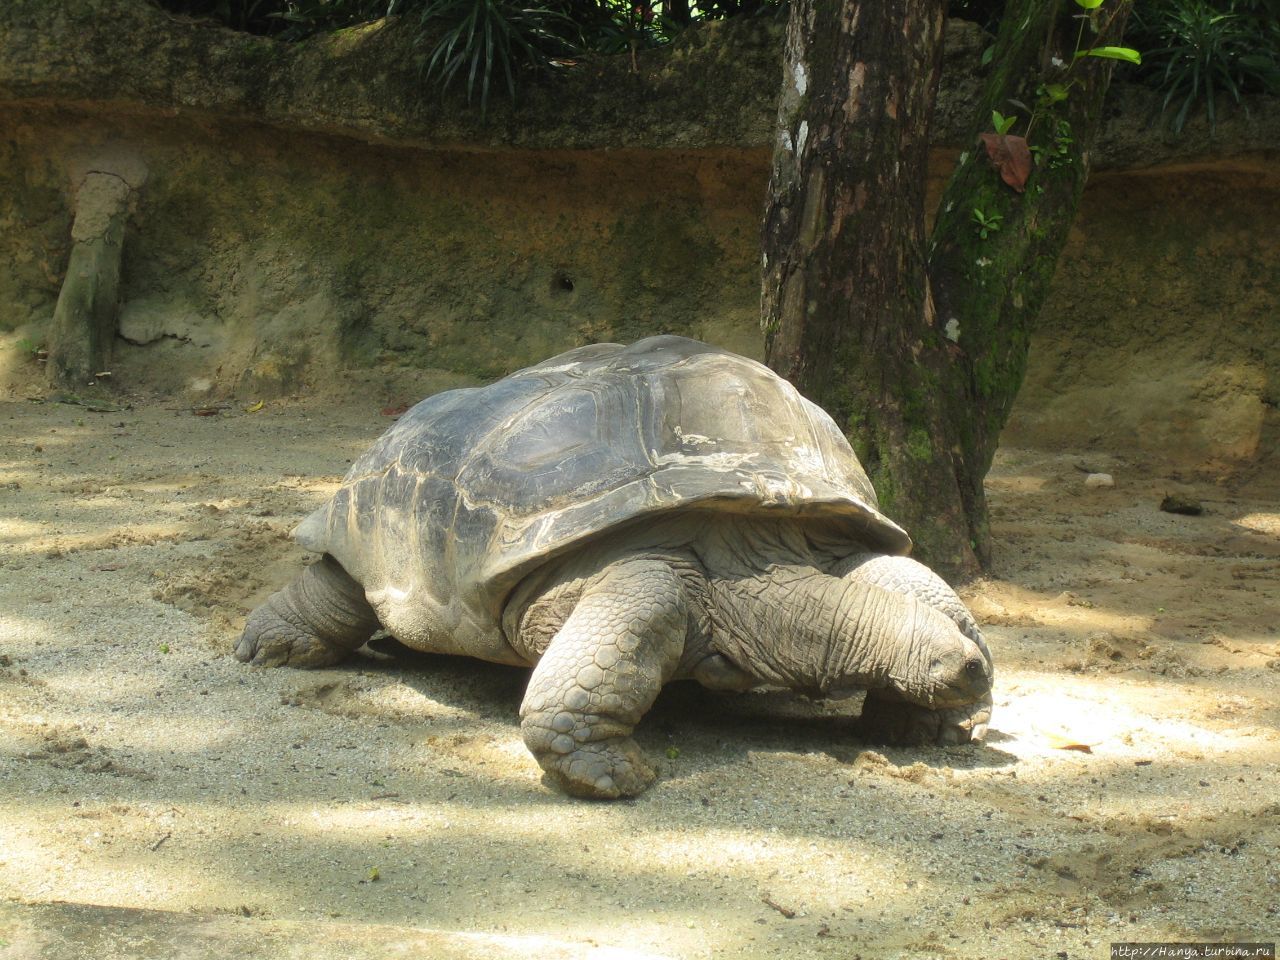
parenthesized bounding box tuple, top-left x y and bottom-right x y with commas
(1036, 725, 1100, 753)
(979, 132, 1032, 192)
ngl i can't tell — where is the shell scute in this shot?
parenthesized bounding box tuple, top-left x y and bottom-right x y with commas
(457, 379, 649, 516)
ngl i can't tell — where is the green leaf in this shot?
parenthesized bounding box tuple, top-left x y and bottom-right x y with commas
(1073, 0, 1104, 7)
(1076, 46, 1142, 65)
(1044, 83, 1070, 103)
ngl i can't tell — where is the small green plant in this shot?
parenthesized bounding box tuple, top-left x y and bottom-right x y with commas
(159, 643, 171, 654)
(1030, 117, 1074, 167)
(990, 109, 1017, 135)
(1069, 0, 1142, 64)
(980, 0, 1139, 190)
(1131, 0, 1280, 133)
(15, 337, 47, 364)
(972, 207, 1003, 239)
(416, 0, 575, 115)
(1032, 0, 1141, 126)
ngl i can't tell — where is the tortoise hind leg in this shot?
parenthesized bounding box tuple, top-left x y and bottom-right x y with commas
(236, 555, 380, 668)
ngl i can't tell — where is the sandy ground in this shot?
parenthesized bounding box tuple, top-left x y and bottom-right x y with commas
(1, 391, 1278, 959)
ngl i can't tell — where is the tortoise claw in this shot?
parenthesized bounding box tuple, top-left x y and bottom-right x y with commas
(536, 737, 656, 799)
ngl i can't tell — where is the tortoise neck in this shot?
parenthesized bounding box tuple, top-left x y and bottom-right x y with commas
(708, 565, 886, 695)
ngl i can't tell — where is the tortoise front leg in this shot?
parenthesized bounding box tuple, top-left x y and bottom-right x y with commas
(520, 559, 688, 799)
(835, 553, 994, 746)
(236, 555, 380, 668)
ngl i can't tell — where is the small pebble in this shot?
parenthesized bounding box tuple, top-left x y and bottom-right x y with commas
(1160, 494, 1203, 515)
(1084, 473, 1114, 488)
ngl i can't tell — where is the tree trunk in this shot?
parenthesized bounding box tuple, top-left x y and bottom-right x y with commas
(45, 171, 132, 388)
(927, 0, 1133, 565)
(664, 0, 691, 28)
(760, 0, 977, 578)
(762, 0, 1132, 580)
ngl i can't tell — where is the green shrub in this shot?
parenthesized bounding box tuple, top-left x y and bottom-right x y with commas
(415, 0, 578, 113)
(150, 0, 780, 109)
(1129, 0, 1280, 132)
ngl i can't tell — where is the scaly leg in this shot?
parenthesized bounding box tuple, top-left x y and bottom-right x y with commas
(520, 559, 688, 799)
(235, 555, 380, 668)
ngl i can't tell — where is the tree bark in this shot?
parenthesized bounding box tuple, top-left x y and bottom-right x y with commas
(928, 0, 1133, 565)
(45, 171, 132, 388)
(760, 0, 975, 578)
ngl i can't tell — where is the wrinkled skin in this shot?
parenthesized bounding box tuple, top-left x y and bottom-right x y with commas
(239, 514, 992, 799)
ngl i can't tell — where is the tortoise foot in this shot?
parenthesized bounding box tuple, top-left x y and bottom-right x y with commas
(858, 691, 992, 746)
(535, 736, 656, 799)
(236, 600, 350, 668)
(236, 557, 378, 668)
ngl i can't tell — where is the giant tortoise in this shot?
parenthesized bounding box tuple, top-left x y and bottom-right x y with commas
(237, 336, 993, 797)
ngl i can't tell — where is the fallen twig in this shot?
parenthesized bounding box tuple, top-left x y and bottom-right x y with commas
(761, 892, 796, 919)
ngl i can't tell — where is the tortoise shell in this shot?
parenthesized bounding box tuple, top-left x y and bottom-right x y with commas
(294, 336, 910, 663)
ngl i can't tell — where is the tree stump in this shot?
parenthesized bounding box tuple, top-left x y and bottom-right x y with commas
(44, 171, 132, 388)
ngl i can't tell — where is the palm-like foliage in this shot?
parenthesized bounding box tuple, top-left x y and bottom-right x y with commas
(1133, 0, 1280, 132)
(157, 0, 1280, 132)
(416, 0, 576, 113)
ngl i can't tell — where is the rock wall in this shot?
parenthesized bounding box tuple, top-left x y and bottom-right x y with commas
(1, 0, 1277, 466)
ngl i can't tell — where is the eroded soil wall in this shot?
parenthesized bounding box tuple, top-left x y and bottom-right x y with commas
(0, 106, 766, 396)
(2, 103, 1276, 467)
(1006, 160, 1280, 467)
